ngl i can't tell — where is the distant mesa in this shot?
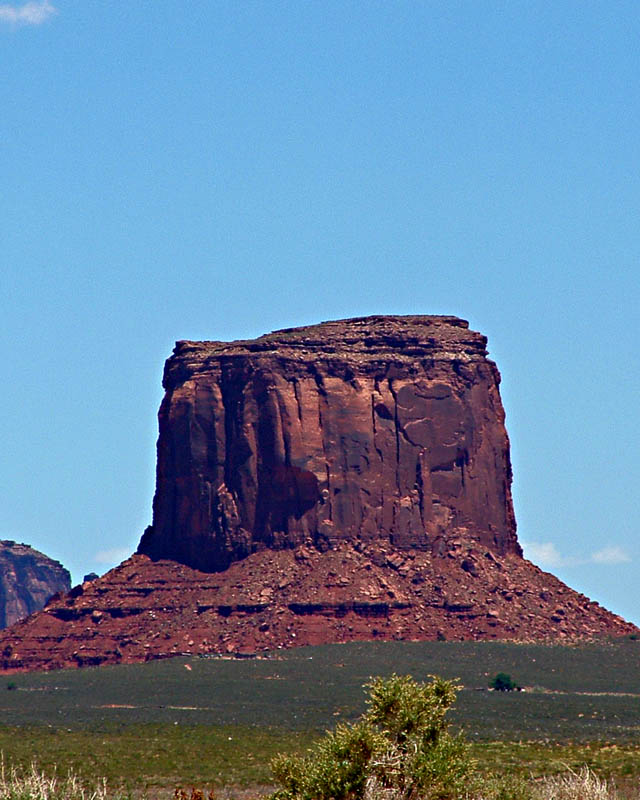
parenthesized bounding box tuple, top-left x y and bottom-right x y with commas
(0, 316, 636, 671)
(0, 540, 71, 629)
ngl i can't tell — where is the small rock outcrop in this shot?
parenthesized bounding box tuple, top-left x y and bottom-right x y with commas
(0, 541, 70, 628)
(138, 315, 520, 571)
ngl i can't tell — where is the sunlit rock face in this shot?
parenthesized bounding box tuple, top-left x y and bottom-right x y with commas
(138, 315, 520, 572)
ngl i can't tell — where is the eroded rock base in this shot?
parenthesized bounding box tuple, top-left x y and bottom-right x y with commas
(1, 537, 635, 672)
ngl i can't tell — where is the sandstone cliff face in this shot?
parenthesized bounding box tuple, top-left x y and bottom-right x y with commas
(0, 541, 70, 628)
(138, 315, 520, 572)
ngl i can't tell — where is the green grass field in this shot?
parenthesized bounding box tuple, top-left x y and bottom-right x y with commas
(1, 640, 639, 795)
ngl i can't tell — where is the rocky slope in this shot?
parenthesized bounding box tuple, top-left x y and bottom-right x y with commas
(0, 541, 70, 628)
(0, 546, 633, 672)
(0, 316, 635, 672)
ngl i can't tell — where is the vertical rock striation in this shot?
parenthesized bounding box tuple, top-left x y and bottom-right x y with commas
(138, 315, 520, 571)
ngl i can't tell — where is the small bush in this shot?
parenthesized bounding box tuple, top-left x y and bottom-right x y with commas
(475, 773, 532, 800)
(489, 673, 519, 692)
(269, 674, 475, 800)
(173, 790, 215, 800)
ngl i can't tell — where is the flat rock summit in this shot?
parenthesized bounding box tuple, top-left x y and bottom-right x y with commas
(1, 316, 635, 671)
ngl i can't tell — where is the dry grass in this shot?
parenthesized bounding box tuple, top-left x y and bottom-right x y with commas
(3, 763, 634, 800)
(532, 767, 622, 800)
(0, 761, 128, 800)
(360, 767, 628, 800)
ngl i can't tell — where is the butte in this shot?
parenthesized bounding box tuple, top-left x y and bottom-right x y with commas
(0, 316, 635, 671)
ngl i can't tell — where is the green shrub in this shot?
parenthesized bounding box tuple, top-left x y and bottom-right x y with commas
(489, 673, 519, 692)
(476, 774, 533, 800)
(272, 721, 381, 800)
(269, 674, 476, 800)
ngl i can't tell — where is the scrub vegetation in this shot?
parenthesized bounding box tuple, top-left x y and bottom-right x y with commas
(0, 641, 639, 797)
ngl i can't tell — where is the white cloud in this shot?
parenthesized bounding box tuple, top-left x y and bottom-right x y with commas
(591, 546, 631, 565)
(523, 540, 631, 569)
(0, 1, 56, 25)
(523, 541, 571, 567)
(94, 547, 132, 565)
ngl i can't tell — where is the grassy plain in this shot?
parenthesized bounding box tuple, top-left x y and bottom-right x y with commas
(1, 640, 639, 794)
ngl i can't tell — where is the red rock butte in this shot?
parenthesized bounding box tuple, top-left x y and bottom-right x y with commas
(139, 314, 519, 571)
(0, 316, 635, 671)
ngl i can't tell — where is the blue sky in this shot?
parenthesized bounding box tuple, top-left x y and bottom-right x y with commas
(1, 1, 638, 624)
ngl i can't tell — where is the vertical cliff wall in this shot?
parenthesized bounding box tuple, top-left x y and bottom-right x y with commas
(138, 315, 520, 572)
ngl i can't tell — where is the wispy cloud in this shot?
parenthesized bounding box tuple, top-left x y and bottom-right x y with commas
(523, 541, 632, 568)
(0, 1, 56, 26)
(591, 546, 631, 565)
(523, 541, 569, 568)
(94, 547, 132, 565)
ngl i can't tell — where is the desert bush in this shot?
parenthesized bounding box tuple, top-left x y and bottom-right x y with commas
(173, 790, 215, 800)
(474, 773, 532, 800)
(269, 674, 475, 800)
(489, 674, 519, 692)
(0, 760, 126, 800)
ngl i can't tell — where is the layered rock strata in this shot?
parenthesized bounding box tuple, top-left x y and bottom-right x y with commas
(0, 546, 634, 672)
(0, 541, 70, 628)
